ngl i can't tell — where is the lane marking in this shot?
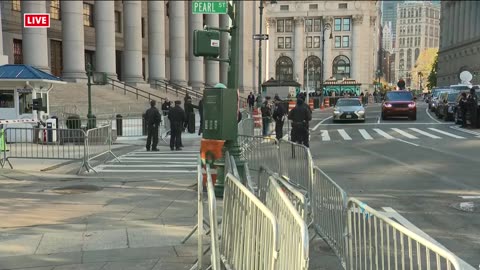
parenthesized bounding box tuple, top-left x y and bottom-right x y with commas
(320, 130, 331, 141)
(459, 195, 480, 199)
(117, 157, 197, 160)
(95, 169, 197, 173)
(358, 129, 373, 140)
(408, 128, 442, 139)
(425, 107, 442, 123)
(377, 116, 381, 124)
(97, 164, 197, 168)
(312, 116, 333, 131)
(395, 138, 420, 147)
(108, 161, 197, 164)
(391, 128, 419, 139)
(450, 125, 480, 137)
(132, 150, 199, 154)
(373, 128, 394, 139)
(428, 128, 465, 139)
(318, 122, 449, 126)
(337, 129, 352, 140)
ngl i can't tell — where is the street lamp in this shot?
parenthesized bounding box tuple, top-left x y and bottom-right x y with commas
(321, 22, 332, 94)
(258, 1, 278, 96)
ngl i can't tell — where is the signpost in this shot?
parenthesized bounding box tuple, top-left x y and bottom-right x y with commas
(192, 1, 228, 14)
(253, 34, 269, 40)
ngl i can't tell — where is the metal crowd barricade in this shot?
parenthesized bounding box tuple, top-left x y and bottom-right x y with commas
(206, 165, 221, 270)
(346, 198, 461, 270)
(266, 176, 309, 270)
(237, 135, 279, 172)
(221, 173, 279, 270)
(278, 140, 314, 195)
(311, 166, 348, 267)
(84, 125, 120, 173)
(238, 118, 254, 137)
(1, 127, 87, 171)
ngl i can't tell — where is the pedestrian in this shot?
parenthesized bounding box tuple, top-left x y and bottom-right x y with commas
(261, 96, 273, 136)
(168, 100, 186, 151)
(161, 98, 171, 116)
(145, 100, 162, 151)
(184, 98, 197, 133)
(467, 87, 478, 128)
(288, 98, 312, 147)
(247, 92, 255, 111)
(459, 92, 468, 128)
(184, 93, 191, 106)
(272, 96, 287, 140)
(397, 79, 406, 90)
(198, 97, 204, 135)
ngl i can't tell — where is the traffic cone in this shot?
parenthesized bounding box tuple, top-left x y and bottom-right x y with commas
(0, 128, 8, 152)
(321, 101, 325, 110)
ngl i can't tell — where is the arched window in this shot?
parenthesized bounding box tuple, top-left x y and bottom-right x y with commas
(406, 48, 412, 69)
(414, 48, 420, 62)
(303, 55, 322, 91)
(332, 55, 351, 80)
(399, 49, 404, 61)
(275, 56, 294, 81)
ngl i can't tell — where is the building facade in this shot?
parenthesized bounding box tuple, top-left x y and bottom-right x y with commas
(0, 0, 264, 93)
(265, 1, 380, 93)
(381, 0, 402, 48)
(382, 21, 393, 53)
(437, 1, 480, 87)
(394, 1, 440, 87)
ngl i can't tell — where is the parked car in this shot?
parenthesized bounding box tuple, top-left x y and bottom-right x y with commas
(429, 88, 451, 112)
(436, 92, 458, 121)
(332, 98, 366, 122)
(381, 91, 416, 120)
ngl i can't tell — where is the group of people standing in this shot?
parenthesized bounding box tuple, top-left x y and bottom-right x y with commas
(457, 87, 479, 128)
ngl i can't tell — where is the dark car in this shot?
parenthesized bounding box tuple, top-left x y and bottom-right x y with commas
(429, 88, 451, 112)
(381, 91, 416, 120)
(436, 92, 458, 121)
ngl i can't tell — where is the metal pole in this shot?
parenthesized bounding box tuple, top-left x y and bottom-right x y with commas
(258, 1, 264, 96)
(87, 63, 94, 129)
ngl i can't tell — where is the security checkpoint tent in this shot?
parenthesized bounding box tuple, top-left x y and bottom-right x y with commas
(0, 64, 66, 122)
(323, 78, 361, 96)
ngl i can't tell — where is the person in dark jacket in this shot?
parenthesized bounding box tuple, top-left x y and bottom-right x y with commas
(247, 92, 255, 111)
(168, 101, 186, 151)
(145, 100, 162, 151)
(198, 98, 204, 135)
(466, 87, 479, 128)
(261, 96, 273, 136)
(397, 79, 406, 90)
(272, 96, 287, 140)
(184, 93, 191, 106)
(161, 98, 172, 116)
(459, 92, 468, 127)
(288, 98, 312, 147)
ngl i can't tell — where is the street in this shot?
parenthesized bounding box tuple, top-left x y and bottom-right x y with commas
(310, 101, 480, 267)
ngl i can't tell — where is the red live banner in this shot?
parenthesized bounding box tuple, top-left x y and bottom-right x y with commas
(23, 13, 50, 28)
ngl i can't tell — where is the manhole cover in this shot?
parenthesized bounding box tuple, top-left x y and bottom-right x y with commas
(50, 184, 103, 194)
(451, 202, 480, 213)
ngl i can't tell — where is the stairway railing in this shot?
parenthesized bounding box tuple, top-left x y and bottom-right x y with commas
(106, 77, 166, 103)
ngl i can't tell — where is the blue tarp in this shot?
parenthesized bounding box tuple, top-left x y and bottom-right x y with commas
(0, 64, 63, 81)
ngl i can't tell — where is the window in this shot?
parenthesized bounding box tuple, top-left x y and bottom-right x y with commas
(18, 89, 33, 115)
(334, 18, 342, 31)
(276, 56, 294, 81)
(50, 0, 61, 20)
(0, 90, 14, 108)
(305, 19, 312, 32)
(342, 36, 349, 48)
(309, 4, 318, 10)
(13, 39, 23, 64)
(285, 19, 293, 32)
(335, 36, 341, 48)
(115, 11, 122, 33)
(12, 0, 20, 11)
(83, 3, 94, 27)
(277, 19, 284, 32)
(306, 36, 312, 48)
(142, 58, 146, 80)
(332, 55, 351, 80)
(280, 5, 289, 11)
(343, 18, 351, 31)
(285, 37, 292, 49)
(141, 17, 145, 38)
(338, 3, 348, 9)
(304, 55, 322, 90)
(313, 36, 320, 48)
(50, 40, 62, 77)
(85, 50, 95, 71)
(277, 37, 284, 49)
(313, 19, 321, 32)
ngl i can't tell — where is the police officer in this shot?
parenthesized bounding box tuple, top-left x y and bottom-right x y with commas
(459, 92, 468, 128)
(467, 87, 479, 128)
(168, 100, 186, 151)
(288, 98, 312, 147)
(261, 96, 273, 136)
(272, 96, 287, 140)
(161, 98, 172, 116)
(145, 100, 162, 151)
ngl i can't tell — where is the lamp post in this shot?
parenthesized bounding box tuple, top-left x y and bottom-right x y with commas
(258, 0, 264, 96)
(86, 63, 96, 129)
(321, 22, 332, 94)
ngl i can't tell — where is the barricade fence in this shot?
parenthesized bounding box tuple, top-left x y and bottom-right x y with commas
(206, 165, 221, 270)
(266, 176, 309, 270)
(237, 118, 254, 137)
(1, 125, 118, 174)
(237, 135, 279, 173)
(278, 140, 313, 195)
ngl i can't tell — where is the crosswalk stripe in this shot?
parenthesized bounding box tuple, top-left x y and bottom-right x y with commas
(320, 130, 331, 141)
(428, 128, 465, 139)
(358, 129, 373, 140)
(373, 128, 394, 139)
(338, 129, 352, 140)
(391, 128, 418, 139)
(118, 157, 197, 160)
(95, 169, 196, 173)
(98, 164, 197, 168)
(408, 128, 441, 139)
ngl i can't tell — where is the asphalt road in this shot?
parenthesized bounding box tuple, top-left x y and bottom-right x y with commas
(309, 101, 480, 268)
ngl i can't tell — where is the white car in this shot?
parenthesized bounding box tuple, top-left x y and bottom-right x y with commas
(333, 98, 366, 122)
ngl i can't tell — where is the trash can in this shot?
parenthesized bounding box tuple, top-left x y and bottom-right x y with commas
(116, 114, 123, 136)
(142, 113, 147, 136)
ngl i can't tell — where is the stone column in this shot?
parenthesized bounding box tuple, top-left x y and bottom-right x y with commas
(477, 3, 480, 37)
(95, 1, 117, 78)
(0, 3, 8, 64)
(21, 0, 49, 72)
(453, 2, 460, 44)
(467, 1, 475, 40)
(220, 14, 229, 85)
(169, 1, 187, 86)
(267, 18, 276, 80)
(123, 1, 144, 84)
(448, 2, 455, 46)
(459, 1, 465, 43)
(205, 15, 220, 86)
(294, 17, 304, 86)
(188, 3, 204, 90)
(148, 1, 166, 83)
(351, 15, 364, 82)
(61, 1, 86, 81)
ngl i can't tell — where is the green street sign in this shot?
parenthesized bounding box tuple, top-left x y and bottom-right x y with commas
(192, 1, 228, 14)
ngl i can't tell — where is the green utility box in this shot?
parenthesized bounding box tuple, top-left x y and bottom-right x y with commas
(203, 87, 238, 140)
(193, 30, 220, 57)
